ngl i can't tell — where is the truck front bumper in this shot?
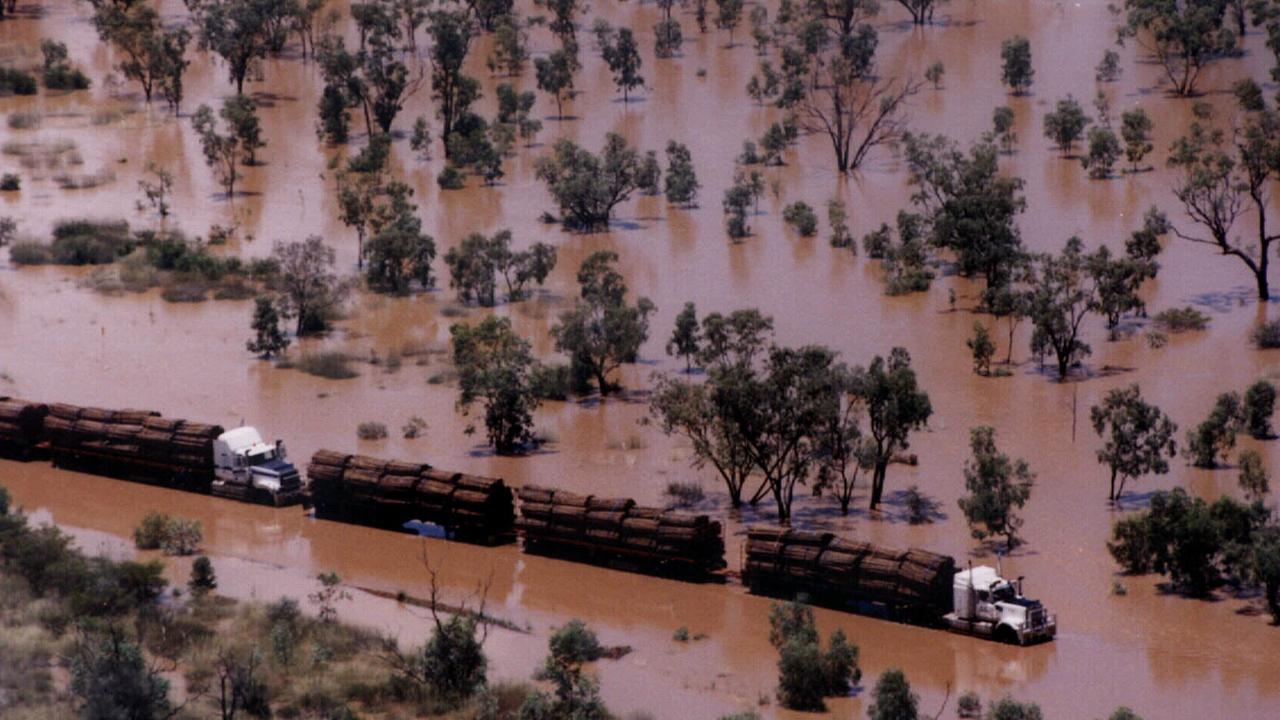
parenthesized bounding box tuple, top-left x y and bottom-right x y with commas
(1018, 616, 1057, 644)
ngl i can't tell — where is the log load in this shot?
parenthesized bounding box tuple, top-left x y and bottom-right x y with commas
(0, 397, 49, 458)
(516, 484, 726, 578)
(41, 403, 220, 490)
(306, 450, 515, 543)
(742, 527, 955, 616)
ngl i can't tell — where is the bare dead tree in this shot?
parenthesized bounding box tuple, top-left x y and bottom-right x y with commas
(797, 61, 921, 173)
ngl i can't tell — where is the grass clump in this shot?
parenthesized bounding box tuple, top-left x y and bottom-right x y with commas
(0, 172, 19, 191)
(7, 111, 40, 129)
(132, 511, 203, 556)
(664, 481, 705, 508)
(297, 352, 358, 380)
(1152, 306, 1209, 333)
(1252, 319, 1280, 349)
(357, 421, 388, 440)
(0, 68, 37, 96)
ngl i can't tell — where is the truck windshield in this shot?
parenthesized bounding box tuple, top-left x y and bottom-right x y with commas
(992, 584, 1016, 601)
(248, 450, 276, 465)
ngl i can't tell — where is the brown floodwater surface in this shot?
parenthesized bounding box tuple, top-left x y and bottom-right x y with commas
(4, 0, 1280, 717)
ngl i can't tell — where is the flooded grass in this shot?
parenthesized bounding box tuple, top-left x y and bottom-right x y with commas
(295, 352, 359, 380)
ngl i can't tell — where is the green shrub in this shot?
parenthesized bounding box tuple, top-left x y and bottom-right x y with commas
(296, 352, 358, 380)
(0, 68, 38, 96)
(1252, 320, 1280, 349)
(672, 626, 690, 642)
(418, 615, 487, 703)
(782, 201, 818, 237)
(437, 165, 466, 190)
(132, 512, 202, 555)
(133, 512, 171, 551)
(548, 619, 603, 664)
(1152, 306, 1209, 333)
(48, 219, 133, 265)
(43, 66, 90, 91)
(957, 690, 982, 718)
(9, 241, 50, 264)
(768, 601, 859, 711)
(188, 556, 217, 597)
(0, 173, 19, 191)
(529, 363, 572, 401)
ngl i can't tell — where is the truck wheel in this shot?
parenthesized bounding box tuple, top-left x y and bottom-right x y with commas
(994, 625, 1018, 645)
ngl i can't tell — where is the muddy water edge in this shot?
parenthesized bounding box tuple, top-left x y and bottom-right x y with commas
(3, 0, 1280, 717)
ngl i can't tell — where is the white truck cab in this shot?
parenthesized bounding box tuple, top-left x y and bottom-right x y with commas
(945, 565, 1057, 645)
(212, 426, 302, 503)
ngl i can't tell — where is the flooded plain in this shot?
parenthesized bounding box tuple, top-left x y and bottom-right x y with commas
(3, 0, 1280, 717)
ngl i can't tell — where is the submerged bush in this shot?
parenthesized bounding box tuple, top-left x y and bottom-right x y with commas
(9, 241, 50, 265)
(356, 422, 388, 440)
(1252, 320, 1280, 349)
(0, 173, 19, 191)
(296, 352, 358, 380)
(782, 201, 818, 237)
(0, 68, 38, 96)
(1152, 306, 1209, 333)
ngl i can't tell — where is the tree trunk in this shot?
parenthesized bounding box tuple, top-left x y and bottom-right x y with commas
(1109, 467, 1117, 502)
(869, 460, 888, 509)
(596, 368, 609, 396)
(1255, 261, 1270, 301)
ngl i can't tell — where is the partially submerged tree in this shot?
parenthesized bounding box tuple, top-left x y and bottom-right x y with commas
(246, 295, 290, 357)
(535, 133, 642, 231)
(1120, 108, 1154, 171)
(903, 133, 1027, 289)
(1091, 384, 1178, 501)
(769, 601, 860, 712)
(427, 8, 479, 153)
(273, 235, 348, 335)
(535, 48, 575, 118)
(191, 103, 245, 197)
(1042, 95, 1090, 156)
(795, 48, 920, 173)
(958, 426, 1034, 550)
(1166, 98, 1279, 301)
(1027, 237, 1100, 380)
(444, 229, 556, 306)
(852, 347, 932, 510)
(1000, 35, 1033, 94)
(1118, 0, 1235, 97)
(363, 182, 435, 294)
(451, 316, 539, 453)
(650, 309, 774, 507)
(89, 1, 191, 110)
(551, 251, 655, 395)
(601, 27, 643, 101)
(189, 0, 282, 94)
(664, 141, 700, 206)
(666, 302, 701, 370)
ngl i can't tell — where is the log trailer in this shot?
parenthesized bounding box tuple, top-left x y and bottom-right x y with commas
(0, 398, 303, 506)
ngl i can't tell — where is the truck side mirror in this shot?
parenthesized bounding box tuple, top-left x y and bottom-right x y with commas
(276, 439, 286, 458)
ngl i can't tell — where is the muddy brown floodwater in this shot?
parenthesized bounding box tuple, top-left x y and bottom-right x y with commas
(3, 0, 1280, 717)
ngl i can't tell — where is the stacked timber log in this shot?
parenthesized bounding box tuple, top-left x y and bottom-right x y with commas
(743, 527, 955, 615)
(306, 450, 515, 543)
(0, 397, 49, 457)
(42, 403, 222, 486)
(516, 484, 726, 576)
